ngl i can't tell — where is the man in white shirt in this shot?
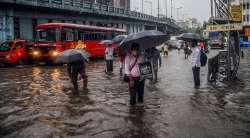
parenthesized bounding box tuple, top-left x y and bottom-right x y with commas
(105, 44, 114, 74)
(191, 40, 201, 86)
(177, 41, 181, 53)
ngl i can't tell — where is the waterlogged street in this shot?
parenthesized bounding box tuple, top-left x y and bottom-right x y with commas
(0, 50, 250, 138)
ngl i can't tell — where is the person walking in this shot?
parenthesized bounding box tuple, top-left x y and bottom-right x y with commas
(118, 47, 126, 77)
(125, 43, 145, 106)
(163, 44, 169, 57)
(105, 43, 114, 74)
(191, 40, 201, 87)
(184, 42, 189, 59)
(67, 60, 88, 94)
(147, 47, 162, 82)
(177, 41, 181, 53)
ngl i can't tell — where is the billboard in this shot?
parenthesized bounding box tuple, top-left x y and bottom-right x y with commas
(230, 5, 242, 22)
(245, 27, 250, 36)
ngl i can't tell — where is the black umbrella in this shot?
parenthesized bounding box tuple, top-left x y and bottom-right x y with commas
(112, 35, 127, 44)
(177, 33, 203, 41)
(120, 30, 169, 52)
(55, 49, 90, 63)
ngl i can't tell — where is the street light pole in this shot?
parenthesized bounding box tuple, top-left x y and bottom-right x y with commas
(165, 0, 168, 18)
(145, 0, 152, 16)
(158, 0, 160, 18)
(171, 0, 173, 19)
(142, 0, 144, 13)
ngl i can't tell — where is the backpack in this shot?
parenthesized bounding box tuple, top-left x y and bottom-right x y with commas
(200, 49, 207, 67)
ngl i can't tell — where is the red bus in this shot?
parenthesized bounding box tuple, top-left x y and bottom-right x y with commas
(33, 23, 126, 64)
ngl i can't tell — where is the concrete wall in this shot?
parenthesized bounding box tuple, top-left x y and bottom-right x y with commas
(37, 19, 48, 25)
(20, 18, 33, 40)
(0, 9, 14, 41)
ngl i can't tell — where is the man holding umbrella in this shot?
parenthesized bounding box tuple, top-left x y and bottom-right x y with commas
(55, 49, 90, 94)
(67, 60, 88, 94)
(191, 40, 201, 86)
(178, 33, 203, 87)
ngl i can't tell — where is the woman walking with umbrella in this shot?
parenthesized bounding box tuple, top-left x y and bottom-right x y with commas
(121, 30, 169, 106)
(125, 43, 145, 106)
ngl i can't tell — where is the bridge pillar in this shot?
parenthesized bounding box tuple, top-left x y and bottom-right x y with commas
(0, 8, 14, 41)
(140, 25, 144, 31)
(19, 18, 33, 40)
(118, 23, 123, 29)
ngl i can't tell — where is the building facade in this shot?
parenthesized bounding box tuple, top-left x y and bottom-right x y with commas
(242, 0, 250, 41)
(114, 0, 130, 10)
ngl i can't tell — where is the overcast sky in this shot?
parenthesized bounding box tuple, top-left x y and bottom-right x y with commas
(131, 0, 210, 22)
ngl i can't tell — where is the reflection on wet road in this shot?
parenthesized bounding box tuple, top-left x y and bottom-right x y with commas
(0, 50, 250, 138)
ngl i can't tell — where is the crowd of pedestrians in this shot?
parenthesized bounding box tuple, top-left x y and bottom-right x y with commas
(66, 37, 207, 107)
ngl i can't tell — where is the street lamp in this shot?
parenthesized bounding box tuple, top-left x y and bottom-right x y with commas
(144, 0, 153, 16)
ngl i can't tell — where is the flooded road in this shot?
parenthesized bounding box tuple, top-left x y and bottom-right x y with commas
(1, 49, 250, 138)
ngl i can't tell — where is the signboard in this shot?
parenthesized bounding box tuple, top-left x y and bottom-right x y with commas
(205, 23, 242, 32)
(245, 27, 250, 36)
(139, 61, 153, 80)
(230, 5, 242, 22)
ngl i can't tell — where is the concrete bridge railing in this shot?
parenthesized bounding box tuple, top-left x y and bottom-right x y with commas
(0, 0, 180, 30)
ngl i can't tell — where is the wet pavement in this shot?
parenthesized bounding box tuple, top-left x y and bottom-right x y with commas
(0, 49, 250, 138)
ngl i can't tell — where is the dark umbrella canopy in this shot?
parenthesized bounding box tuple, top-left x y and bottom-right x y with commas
(55, 49, 90, 63)
(112, 35, 127, 44)
(178, 33, 203, 41)
(120, 30, 169, 52)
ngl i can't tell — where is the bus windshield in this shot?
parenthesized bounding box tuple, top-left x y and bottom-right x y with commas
(36, 29, 56, 42)
(0, 42, 13, 51)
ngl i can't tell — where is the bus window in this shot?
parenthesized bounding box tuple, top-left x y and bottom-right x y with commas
(84, 32, 94, 41)
(103, 33, 107, 40)
(61, 28, 74, 41)
(78, 30, 85, 41)
(36, 29, 56, 42)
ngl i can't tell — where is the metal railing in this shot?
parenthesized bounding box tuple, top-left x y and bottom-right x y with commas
(0, 0, 180, 29)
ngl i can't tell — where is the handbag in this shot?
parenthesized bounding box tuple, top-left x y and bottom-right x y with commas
(123, 56, 138, 82)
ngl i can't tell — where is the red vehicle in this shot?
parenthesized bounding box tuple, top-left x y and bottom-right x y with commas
(0, 40, 33, 65)
(33, 23, 126, 64)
